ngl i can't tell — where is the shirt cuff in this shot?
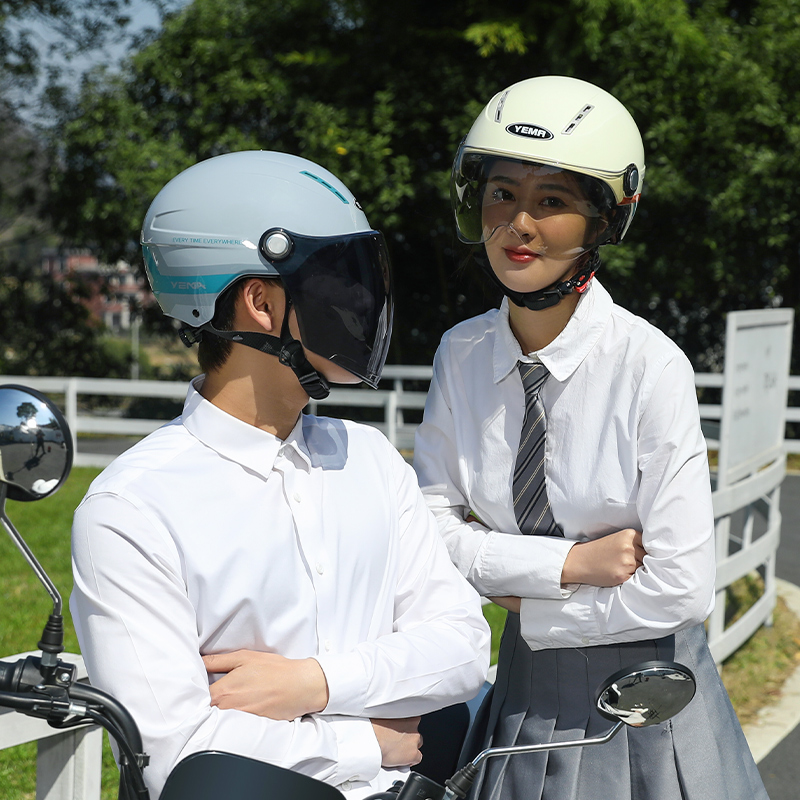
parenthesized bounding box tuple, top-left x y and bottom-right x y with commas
(315, 653, 369, 716)
(325, 715, 382, 785)
(519, 589, 598, 649)
(478, 534, 578, 599)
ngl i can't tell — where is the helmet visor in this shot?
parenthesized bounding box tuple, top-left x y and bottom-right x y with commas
(263, 230, 393, 388)
(452, 151, 618, 258)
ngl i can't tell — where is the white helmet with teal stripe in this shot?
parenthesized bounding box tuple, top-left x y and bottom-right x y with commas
(141, 150, 393, 397)
(143, 150, 374, 326)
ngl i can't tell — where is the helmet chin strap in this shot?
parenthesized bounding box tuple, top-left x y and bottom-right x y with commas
(184, 296, 332, 401)
(477, 248, 601, 311)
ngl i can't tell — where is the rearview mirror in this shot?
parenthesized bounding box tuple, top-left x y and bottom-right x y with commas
(595, 660, 696, 728)
(0, 384, 73, 501)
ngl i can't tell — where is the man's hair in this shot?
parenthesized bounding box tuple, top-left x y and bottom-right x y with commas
(196, 276, 283, 374)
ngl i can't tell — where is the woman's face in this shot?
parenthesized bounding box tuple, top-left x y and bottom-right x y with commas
(481, 160, 606, 295)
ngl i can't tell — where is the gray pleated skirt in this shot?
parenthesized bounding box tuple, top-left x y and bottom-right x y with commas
(468, 614, 769, 800)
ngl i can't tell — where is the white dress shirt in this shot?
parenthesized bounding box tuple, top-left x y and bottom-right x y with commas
(413, 279, 715, 651)
(71, 378, 489, 799)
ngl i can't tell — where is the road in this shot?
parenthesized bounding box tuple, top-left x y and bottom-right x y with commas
(758, 473, 800, 799)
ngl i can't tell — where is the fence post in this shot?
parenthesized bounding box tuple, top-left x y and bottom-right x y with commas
(36, 725, 103, 800)
(65, 378, 79, 459)
(386, 391, 398, 448)
(708, 516, 729, 656)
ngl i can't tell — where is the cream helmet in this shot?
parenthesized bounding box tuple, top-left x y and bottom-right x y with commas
(451, 75, 645, 310)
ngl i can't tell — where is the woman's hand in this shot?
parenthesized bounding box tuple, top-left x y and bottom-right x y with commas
(203, 650, 329, 720)
(561, 529, 645, 587)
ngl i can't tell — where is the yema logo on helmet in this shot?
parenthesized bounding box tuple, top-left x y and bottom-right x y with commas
(506, 124, 554, 140)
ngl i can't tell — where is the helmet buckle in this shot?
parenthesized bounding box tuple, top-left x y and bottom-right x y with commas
(178, 327, 203, 347)
(278, 339, 305, 369)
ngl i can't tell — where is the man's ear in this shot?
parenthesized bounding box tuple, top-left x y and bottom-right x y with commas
(238, 278, 284, 333)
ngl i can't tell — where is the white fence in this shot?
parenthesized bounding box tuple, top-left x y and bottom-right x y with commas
(0, 652, 102, 800)
(1, 369, 798, 463)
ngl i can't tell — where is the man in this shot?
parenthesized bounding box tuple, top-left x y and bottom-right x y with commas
(70, 151, 489, 799)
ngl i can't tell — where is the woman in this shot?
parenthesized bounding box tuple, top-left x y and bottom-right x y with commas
(413, 76, 768, 800)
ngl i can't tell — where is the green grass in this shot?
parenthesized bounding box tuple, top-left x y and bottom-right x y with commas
(720, 574, 800, 726)
(1, 468, 798, 797)
(0, 466, 121, 800)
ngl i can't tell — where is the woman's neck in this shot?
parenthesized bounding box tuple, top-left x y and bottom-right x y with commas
(507, 291, 581, 354)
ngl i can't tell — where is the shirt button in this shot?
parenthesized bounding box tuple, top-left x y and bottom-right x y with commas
(293, 492, 302, 503)
(581, 637, 590, 645)
(324, 639, 332, 652)
(316, 562, 325, 575)
(341, 781, 352, 791)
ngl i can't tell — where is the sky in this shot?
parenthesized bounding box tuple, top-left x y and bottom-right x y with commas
(10, 0, 188, 123)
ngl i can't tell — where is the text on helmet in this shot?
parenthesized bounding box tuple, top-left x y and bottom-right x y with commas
(505, 124, 554, 140)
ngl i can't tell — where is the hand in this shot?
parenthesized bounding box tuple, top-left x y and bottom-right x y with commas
(561, 529, 645, 587)
(488, 596, 521, 614)
(203, 650, 329, 721)
(371, 717, 423, 767)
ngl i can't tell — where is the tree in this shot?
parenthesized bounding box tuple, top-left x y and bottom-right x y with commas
(44, 0, 800, 368)
(0, 1, 183, 376)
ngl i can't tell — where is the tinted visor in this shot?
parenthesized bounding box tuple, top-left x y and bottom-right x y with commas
(451, 150, 618, 251)
(262, 229, 393, 388)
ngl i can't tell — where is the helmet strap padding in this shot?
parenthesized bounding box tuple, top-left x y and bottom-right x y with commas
(189, 292, 332, 400)
(477, 248, 601, 311)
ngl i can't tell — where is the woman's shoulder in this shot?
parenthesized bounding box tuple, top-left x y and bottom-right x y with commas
(607, 302, 690, 362)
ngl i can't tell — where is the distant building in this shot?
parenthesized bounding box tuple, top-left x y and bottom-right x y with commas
(41, 248, 152, 331)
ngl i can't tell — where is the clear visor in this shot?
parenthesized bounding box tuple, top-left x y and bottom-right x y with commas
(451, 151, 618, 260)
(264, 230, 393, 388)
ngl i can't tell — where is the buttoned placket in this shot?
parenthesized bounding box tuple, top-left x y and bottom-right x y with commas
(274, 440, 336, 659)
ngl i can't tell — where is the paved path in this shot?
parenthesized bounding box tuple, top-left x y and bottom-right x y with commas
(756, 473, 800, 799)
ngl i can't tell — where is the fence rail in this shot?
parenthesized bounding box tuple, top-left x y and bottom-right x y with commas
(2, 370, 799, 462)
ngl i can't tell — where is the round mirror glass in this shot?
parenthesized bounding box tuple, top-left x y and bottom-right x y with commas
(596, 660, 696, 728)
(0, 385, 73, 501)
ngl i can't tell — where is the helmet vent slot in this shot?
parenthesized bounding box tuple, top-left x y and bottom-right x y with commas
(562, 104, 595, 135)
(494, 90, 510, 123)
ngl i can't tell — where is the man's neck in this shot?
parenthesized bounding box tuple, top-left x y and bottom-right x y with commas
(199, 351, 307, 440)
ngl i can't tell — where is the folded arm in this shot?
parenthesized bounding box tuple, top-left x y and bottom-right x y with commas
(519, 358, 716, 649)
(70, 493, 383, 795)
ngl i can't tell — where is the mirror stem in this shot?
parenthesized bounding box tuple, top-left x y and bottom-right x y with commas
(0, 485, 63, 617)
(442, 722, 625, 800)
(472, 721, 623, 768)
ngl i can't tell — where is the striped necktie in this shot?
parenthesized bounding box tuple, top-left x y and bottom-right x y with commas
(513, 361, 564, 537)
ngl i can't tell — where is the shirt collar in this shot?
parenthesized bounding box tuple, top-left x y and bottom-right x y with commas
(493, 279, 613, 384)
(181, 376, 311, 477)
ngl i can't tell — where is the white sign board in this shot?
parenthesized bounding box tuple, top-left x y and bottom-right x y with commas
(717, 308, 794, 487)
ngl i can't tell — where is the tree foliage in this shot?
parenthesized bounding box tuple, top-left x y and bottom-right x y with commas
(0, 262, 131, 377)
(0, 1, 183, 376)
(43, 0, 800, 368)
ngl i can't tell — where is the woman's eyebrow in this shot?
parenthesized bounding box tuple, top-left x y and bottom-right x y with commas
(538, 182, 580, 197)
(489, 173, 581, 199)
(488, 173, 520, 185)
